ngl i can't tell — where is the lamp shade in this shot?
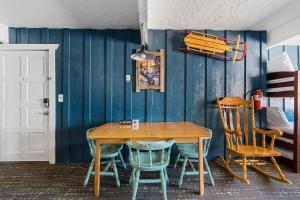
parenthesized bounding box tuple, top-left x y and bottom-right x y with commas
(130, 45, 155, 61)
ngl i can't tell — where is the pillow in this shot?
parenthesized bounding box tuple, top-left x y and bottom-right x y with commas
(266, 107, 292, 129)
(267, 52, 295, 73)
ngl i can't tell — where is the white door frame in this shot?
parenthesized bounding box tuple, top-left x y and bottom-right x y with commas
(0, 44, 58, 164)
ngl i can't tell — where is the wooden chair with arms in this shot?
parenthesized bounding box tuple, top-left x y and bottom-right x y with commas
(216, 97, 291, 184)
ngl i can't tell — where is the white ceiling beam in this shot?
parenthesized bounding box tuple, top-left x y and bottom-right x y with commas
(138, 0, 147, 25)
(268, 16, 300, 48)
(250, 0, 300, 47)
(138, 0, 148, 44)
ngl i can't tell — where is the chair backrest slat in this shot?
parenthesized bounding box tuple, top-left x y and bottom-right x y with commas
(129, 146, 133, 163)
(229, 110, 235, 131)
(167, 145, 172, 163)
(236, 109, 243, 144)
(137, 149, 140, 167)
(222, 110, 232, 148)
(229, 109, 239, 147)
(149, 150, 152, 167)
(243, 108, 249, 145)
(262, 134, 266, 148)
(223, 110, 228, 129)
(251, 100, 256, 146)
(161, 149, 165, 165)
(236, 109, 241, 133)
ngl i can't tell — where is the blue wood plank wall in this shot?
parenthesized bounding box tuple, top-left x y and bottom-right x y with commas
(9, 28, 267, 163)
(268, 45, 300, 121)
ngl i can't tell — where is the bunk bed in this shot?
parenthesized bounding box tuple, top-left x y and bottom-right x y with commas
(266, 71, 300, 173)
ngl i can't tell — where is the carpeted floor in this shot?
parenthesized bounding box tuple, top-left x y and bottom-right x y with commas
(0, 160, 300, 200)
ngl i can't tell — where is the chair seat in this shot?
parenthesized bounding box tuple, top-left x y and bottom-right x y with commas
(100, 144, 122, 158)
(130, 151, 169, 171)
(228, 145, 281, 157)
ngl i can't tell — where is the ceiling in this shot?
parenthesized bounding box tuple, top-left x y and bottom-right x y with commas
(148, 0, 291, 30)
(0, 0, 293, 30)
(0, 0, 139, 29)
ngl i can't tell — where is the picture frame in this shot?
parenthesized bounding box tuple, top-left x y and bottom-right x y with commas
(136, 49, 165, 92)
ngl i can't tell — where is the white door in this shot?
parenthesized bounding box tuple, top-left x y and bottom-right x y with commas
(0, 51, 49, 161)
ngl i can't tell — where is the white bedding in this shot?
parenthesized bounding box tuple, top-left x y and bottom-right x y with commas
(266, 107, 294, 134)
(267, 52, 296, 73)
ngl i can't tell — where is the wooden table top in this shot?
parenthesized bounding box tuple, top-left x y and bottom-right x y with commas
(88, 122, 212, 139)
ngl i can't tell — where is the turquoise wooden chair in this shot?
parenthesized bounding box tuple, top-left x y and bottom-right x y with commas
(173, 137, 215, 187)
(84, 128, 125, 187)
(127, 139, 175, 200)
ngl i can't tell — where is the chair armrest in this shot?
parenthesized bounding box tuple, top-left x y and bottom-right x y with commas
(224, 128, 241, 136)
(253, 128, 282, 137)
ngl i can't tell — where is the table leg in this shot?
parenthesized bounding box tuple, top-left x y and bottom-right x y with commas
(95, 139, 101, 196)
(198, 137, 204, 195)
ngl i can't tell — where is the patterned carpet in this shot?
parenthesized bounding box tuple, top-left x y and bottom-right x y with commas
(0, 160, 300, 200)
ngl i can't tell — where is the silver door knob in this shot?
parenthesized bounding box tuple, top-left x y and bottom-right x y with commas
(43, 111, 49, 115)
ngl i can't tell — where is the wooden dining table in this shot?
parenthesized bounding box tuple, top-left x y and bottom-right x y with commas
(88, 122, 212, 197)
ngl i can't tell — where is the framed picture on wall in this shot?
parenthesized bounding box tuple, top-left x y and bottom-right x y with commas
(136, 49, 165, 92)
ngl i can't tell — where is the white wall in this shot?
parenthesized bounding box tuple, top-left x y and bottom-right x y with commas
(0, 22, 8, 43)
